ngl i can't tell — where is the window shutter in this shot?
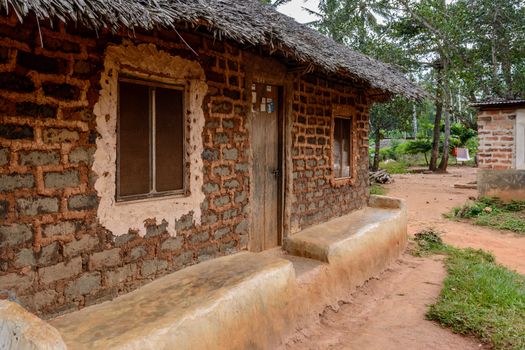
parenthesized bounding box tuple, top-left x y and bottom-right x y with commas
(155, 87, 184, 191)
(118, 82, 150, 197)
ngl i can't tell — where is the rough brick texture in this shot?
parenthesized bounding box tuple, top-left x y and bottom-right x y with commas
(0, 15, 373, 318)
(477, 108, 517, 169)
(289, 75, 369, 231)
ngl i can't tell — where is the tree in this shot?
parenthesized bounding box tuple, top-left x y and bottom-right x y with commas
(457, 0, 525, 99)
(390, 0, 467, 172)
(404, 139, 433, 165)
(315, 0, 390, 53)
(369, 97, 413, 171)
(302, 0, 525, 172)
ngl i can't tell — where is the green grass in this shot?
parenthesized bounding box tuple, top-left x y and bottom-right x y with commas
(449, 197, 525, 234)
(413, 230, 525, 349)
(370, 184, 387, 195)
(379, 160, 409, 174)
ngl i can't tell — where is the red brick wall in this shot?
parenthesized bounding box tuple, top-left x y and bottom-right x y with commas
(290, 75, 369, 231)
(0, 16, 250, 318)
(477, 108, 516, 170)
(0, 15, 372, 318)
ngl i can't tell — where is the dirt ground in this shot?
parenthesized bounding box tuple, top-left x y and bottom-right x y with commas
(389, 166, 525, 274)
(283, 166, 524, 350)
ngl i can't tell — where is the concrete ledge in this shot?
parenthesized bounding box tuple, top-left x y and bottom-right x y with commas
(50, 252, 295, 350)
(284, 196, 407, 265)
(369, 194, 406, 210)
(0, 300, 66, 350)
(282, 195, 407, 322)
(4, 195, 408, 350)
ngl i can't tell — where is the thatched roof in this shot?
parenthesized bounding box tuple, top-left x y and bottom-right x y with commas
(1, 0, 425, 99)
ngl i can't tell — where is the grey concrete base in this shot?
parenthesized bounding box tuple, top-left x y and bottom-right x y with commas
(2, 195, 407, 350)
(478, 169, 525, 201)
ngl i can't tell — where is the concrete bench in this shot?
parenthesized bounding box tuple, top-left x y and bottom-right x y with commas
(285, 200, 406, 264)
(49, 252, 295, 350)
(1, 195, 406, 350)
(284, 195, 407, 298)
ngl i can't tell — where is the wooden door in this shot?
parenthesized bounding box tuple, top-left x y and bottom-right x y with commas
(251, 83, 281, 251)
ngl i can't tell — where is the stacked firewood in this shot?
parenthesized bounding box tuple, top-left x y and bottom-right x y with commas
(369, 169, 393, 184)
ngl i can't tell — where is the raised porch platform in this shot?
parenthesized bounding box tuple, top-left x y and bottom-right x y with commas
(1, 195, 407, 350)
(50, 252, 295, 350)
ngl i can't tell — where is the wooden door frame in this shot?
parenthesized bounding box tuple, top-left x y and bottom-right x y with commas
(243, 52, 290, 252)
(276, 85, 285, 246)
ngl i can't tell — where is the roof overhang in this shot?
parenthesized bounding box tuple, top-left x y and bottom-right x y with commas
(470, 99, 525, 110)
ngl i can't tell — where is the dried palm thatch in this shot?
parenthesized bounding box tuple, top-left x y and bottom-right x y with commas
(0, 0, 425, 99)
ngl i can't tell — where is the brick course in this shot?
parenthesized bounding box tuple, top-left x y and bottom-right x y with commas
(477, 108, 517, 169)
(0, 14, 374, 318)
(289, 76, 369, 231)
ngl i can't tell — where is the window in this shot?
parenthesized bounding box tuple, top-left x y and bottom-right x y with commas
(333, 117, 352, 178)
(117, 78, 185, 201)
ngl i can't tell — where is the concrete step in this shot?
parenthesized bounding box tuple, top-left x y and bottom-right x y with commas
(284, 206, 403, 263)
(284, 196, 407, 289)
(49, 252, 295, 350)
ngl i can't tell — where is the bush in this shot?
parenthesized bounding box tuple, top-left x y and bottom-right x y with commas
(379, 146, 396, 160)
(404, 139, 432, 164)
(465, 137, 478, 156)
(451, 122, 477, 146)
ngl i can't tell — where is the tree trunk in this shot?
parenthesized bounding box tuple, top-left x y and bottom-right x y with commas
(438, 58, 452, 172)
(429, 66, 443, 171)
(438, 108, 450, 172)
(501, 54, 513, 98)
(372, 129, 381, 172)
(412, 103, 418, 138)
(491, 37, 500, 96)
(490, 6, 502, 97)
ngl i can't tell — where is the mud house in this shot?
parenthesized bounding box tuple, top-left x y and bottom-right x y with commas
(0, 0, 424, 348)
(474, 99, 525, 201)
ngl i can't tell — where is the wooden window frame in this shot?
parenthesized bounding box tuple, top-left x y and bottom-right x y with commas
(332, 116, 353, 179)
(330, 110, 358, 186)
(116, 76, 187, 202)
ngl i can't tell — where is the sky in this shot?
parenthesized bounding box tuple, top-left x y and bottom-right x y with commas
(277, 0, 321, 24)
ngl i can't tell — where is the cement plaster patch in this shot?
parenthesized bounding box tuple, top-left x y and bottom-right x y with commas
(92, 41, 207, 236)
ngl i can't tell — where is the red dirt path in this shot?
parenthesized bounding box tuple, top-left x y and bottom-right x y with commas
(283, 166, 523, 350)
